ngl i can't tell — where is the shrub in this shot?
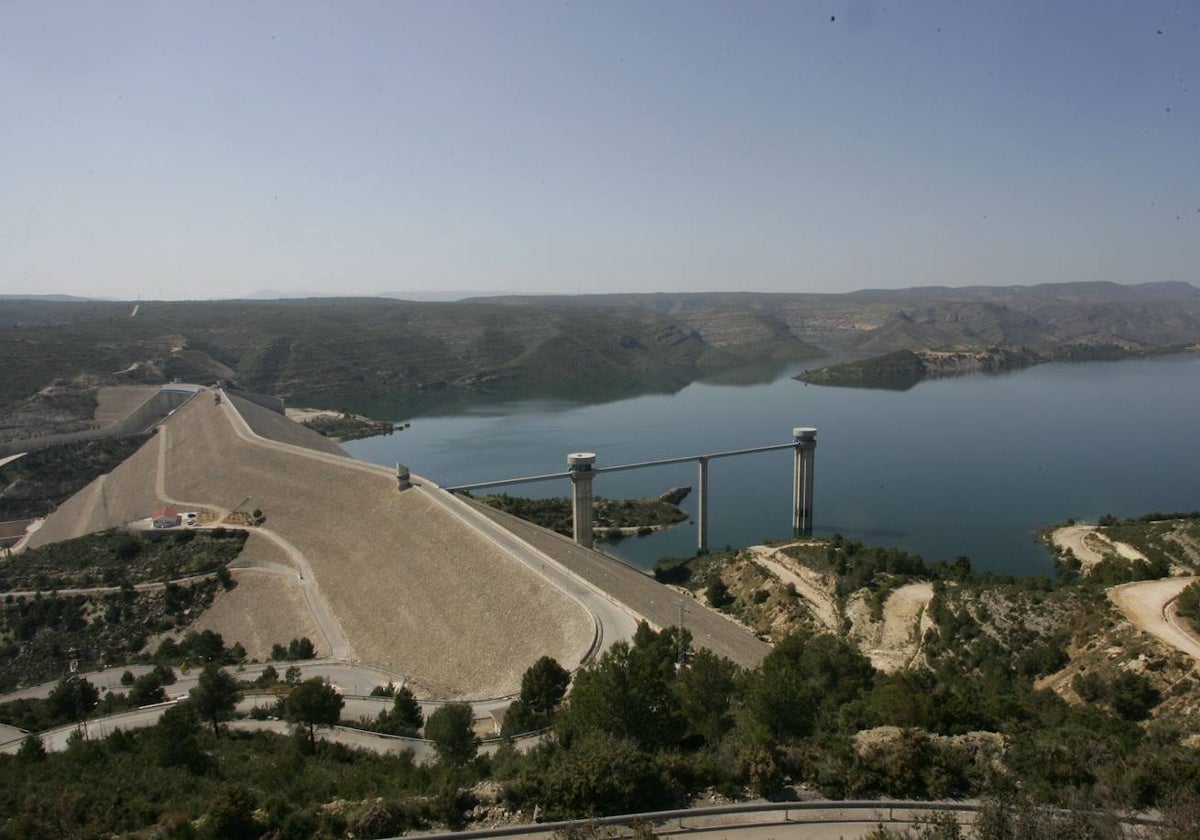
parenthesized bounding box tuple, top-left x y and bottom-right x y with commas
(706, 577, 733, 609)
(532, 733, 671, 819)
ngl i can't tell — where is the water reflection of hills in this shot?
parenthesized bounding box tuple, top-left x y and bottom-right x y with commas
(339, 361, 815, 420)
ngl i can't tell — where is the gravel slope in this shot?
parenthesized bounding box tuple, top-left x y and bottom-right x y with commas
(160, 396, 593, 697)
(25, 393, 597, 697)
(173, 567, 328, 661)
(93, 386, 160, 426)
(228, 394, 348, 457)
(26, 435, 163, 548)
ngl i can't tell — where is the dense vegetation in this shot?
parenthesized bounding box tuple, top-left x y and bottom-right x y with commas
(1176, 581, 1200, 629)
(3, 513, 1200, 836)
(7, 612, 1197, 838)
(0, 528, 246, 591)
(0, 530, 244, 692)
(0, 582, 225, 691)
(473, 491, 689, 540)
(0, 723, 445, 839)
(1097, 511, 1200, 575)
(796, 349, 929, 390)
(0, 435, 150, 521)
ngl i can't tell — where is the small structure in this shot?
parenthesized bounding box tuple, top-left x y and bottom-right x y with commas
(447, 425, 818, 550)
(152, 506, 181, 529)
(567, 452, 597, 549)
(792, 427, 817, 535)
(396, 463, 412, 491)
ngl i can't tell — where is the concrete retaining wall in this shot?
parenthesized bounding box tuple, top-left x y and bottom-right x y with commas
(228, 389, 285, 415)
(0, 519, 32, 547)
(0, 389, 196, 458)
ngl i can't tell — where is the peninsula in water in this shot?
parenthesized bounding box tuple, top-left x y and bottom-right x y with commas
(794, 342, 1187, 390)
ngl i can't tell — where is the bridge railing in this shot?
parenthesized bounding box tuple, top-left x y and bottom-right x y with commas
(382, 799, 1163, 840)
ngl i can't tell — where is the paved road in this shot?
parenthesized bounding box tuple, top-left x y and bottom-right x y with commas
(463, 500, 771, 669)
(1, 687, 526, 759)
(0, 452, 27, 469)
(502, 813, 962, 840)
(0, 660, 518, 718)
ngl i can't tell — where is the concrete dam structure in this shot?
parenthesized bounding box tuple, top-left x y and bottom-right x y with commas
(448, 426, 818, 551)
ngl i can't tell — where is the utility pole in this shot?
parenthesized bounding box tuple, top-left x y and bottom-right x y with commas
(677, 602, 689, 667)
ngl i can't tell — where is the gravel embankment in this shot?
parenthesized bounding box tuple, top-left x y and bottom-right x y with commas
(26, 436, 163, 548)
(228, 394, 348, 457)
(26, 393, 597, 698)
(171, 566, 328, 662)
(93, 386, 160, 426)
(161, 396, 594, 698)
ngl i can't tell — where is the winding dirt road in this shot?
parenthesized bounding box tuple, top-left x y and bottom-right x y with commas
(1109, 576, 1200, 660)
(749, 546, 840, 632)
(1052, 524, 1149, 572)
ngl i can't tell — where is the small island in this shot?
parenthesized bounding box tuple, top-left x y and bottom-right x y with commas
(285, 407, 399, 442)
(796, 343, 1178, 391)
(470, 486, 691, 540)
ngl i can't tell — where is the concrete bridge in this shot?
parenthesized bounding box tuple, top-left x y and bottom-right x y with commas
(446, 426, 817, 553)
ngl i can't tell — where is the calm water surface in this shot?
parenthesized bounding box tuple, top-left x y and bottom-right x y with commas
(343, 354, 1200, 576)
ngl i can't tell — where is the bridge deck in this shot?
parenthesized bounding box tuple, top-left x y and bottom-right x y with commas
(462, 498, 771, 669)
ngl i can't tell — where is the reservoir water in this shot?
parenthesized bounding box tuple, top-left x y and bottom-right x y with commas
(342, 354, 1200, 576)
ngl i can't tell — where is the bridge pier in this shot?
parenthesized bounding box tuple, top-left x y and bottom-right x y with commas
(792, 427, 817, 535)
(697, 456, 709, 553)
(568, 452, 596, 549)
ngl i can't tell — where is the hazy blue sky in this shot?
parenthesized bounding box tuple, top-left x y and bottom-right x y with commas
(2, 1, 1197, 300)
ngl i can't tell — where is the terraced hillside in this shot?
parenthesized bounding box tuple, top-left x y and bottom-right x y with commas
(26, 392, 595, 698)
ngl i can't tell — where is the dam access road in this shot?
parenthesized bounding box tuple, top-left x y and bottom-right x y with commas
(21, 385, 767, 701)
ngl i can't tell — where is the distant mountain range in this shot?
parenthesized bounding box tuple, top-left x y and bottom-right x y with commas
(242, 289, 515, 302)
(0, 293, 113, 302)
(1, 281, 1197, 417)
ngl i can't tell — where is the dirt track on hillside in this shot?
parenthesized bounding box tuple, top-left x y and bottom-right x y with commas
(1052, 525, 1149, 573)
(749, 546, 840, 632)
(1109, 577, 1200, 660)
